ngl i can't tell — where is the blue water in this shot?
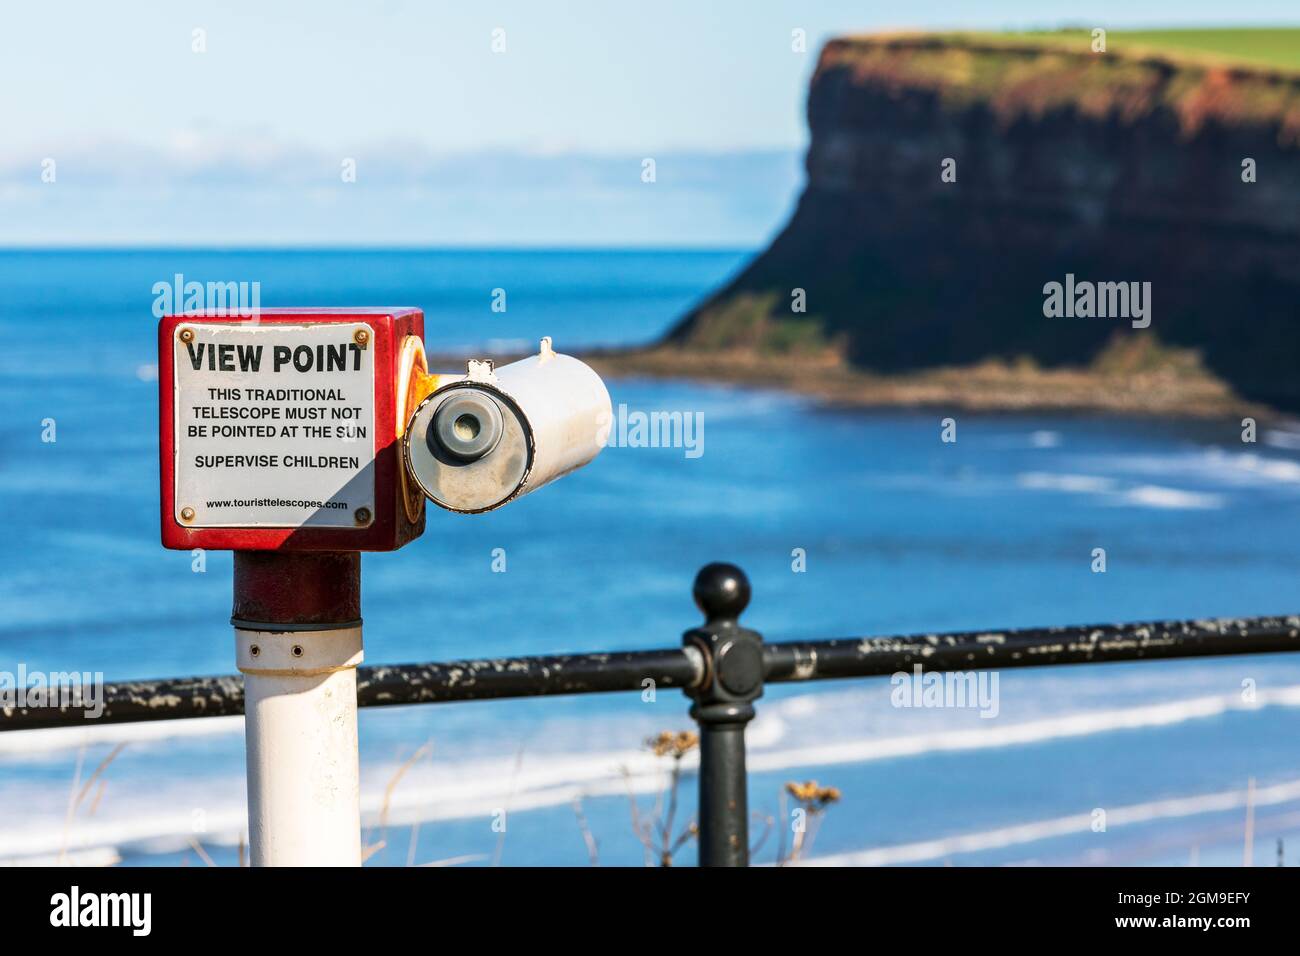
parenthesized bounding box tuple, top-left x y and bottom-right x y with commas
(2, 249, 1300, 866)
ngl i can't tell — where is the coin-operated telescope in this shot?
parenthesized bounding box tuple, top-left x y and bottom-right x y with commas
(156, 307, 610, 866)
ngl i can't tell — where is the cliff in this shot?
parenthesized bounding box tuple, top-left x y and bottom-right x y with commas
(665, 32, 1300, 412)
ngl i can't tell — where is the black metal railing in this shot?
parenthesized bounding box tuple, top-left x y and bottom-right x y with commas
(3, 562, 1298, 866)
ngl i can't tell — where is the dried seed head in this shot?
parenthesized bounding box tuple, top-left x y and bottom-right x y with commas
(786, 780, 841, 809)
(646, 729, 699, 758)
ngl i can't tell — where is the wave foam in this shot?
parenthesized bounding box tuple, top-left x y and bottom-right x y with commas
(6, 683, 1300, 862)
(804, 776, 1300, 866)
(0, 714, 243, 757)
(1016, 472, 1224, 509)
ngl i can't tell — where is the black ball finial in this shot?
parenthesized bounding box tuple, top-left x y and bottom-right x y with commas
(693, 562, 750, 623)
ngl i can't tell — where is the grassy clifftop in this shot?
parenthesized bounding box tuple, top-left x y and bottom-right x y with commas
(817, 29, 1300, 143)
(1000, 28, 1300, 70)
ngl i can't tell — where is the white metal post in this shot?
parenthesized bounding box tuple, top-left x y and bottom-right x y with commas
(236, 626, 364, 866)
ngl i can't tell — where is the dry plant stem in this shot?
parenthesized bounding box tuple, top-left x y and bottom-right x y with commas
(786, 808, 827, 862)
(365, 738, 432, 864)
(419, 853, 488, 867)
(77, 744, 125, 809)
(620, 766, 657, 866)
(649, 774, 666, 830)
(188, 838, 217, 867)
(571, 795, 600, 866)
(492, 746, 526, 868)
(57, 745, 87, 866)
(776, 789, 789, 866)
(374, 738, 434, 853)
(750, 811, 774, 859)
(790, 821, 806, 863)
(660, 755, 683, 861)
(1244, 776, 1256, 867)
(87, 779, 107, 817)
(803, 812, 827, 859)
(58, 744, 126, 864)
(407, 820, 421, 868)
(670, 821, 699, 857)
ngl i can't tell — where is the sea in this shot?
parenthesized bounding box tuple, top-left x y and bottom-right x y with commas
(2, 248, 1299, 867)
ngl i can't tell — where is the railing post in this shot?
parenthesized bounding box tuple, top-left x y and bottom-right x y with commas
(683, 562, 764, 867)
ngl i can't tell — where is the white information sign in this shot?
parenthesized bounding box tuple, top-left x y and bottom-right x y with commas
(173, 323, 376, 528)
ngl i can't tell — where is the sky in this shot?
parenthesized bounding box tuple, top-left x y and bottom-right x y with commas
(1, 1, 1296, 246)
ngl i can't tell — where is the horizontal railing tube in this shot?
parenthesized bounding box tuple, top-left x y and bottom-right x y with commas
(2, 615, 1297, 732)
(356, 648, 703, 708)
(764, 616, 1300, 683)
(0, 649, 703, 731)
(0, 674, 248, 731)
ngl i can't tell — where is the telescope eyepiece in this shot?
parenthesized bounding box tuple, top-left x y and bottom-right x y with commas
(429, 391, 503, 462)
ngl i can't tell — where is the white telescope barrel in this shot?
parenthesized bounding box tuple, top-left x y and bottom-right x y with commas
(403, 340, 612, 513)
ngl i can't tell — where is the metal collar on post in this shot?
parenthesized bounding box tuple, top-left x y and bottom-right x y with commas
(231, 551, 362, 631)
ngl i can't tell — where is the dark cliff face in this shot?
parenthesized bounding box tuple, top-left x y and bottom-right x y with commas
(668, 35, 1300, 410)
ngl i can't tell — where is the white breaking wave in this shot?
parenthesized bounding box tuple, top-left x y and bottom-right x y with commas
(1264, 428, 1300, 452)
(0, 714, 243, 757)
(1017, 472, 1114, 494)
(5, 682, 1300, 862)
(1015, 472, 1224, 509)
(1116, 485, 1223, 510)
(990, 430, 1062, 450)
(1077, 448, 1300, 488)
(747, 684, 1300, 772)
(802, 777, 1300, 867)
(0, 847, 120, 867)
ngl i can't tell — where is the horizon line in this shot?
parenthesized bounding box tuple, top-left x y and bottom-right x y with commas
(0, 243, 758, 254)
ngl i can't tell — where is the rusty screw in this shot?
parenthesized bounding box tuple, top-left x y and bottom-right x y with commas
(178, 328, 194, 343)
(353, 328, 370, 348)
(180, 507, 196, 522)
(354, 507, 372, 526)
